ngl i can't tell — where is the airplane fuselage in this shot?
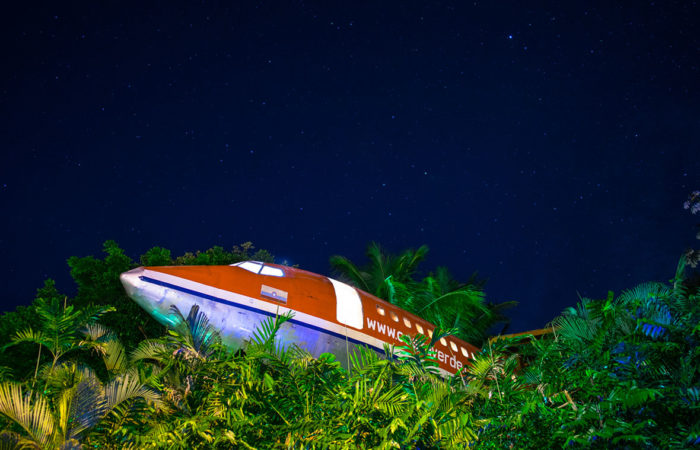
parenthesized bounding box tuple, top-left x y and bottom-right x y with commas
(120, 261, 479, 376)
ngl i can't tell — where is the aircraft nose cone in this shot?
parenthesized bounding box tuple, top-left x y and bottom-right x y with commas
(120, 267, 145, 297)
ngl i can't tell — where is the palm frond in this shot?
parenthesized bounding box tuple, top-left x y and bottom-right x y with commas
(432, 266, 457, 293)
(102, 339, 129, 374)
(617, 282, 670, 306)
(673, 256, 688, 293)
(553, 312, 598, 349)
(62, 369, 108, 441)
(8, 329, 49, 350)
(0, 367, 12, 382)
(417, 288, 487, 316)
(348, 345, 384, 375)
(394, 244, 429, 282)
(104, 372, 164, 411)
(368, 381, 409, 417)
(75, 304, 116, 327)
(365, 242, 429, 295)
(0, 382, 55, 448)
(329, 255, 370, 292)
(43, 362, 83, 393)
(366, 242, 388, 284)
(81, 324, 128, 374)
(130, 339, 170, 363)
(249, 311, 294, 352)
(0, 431, 20, 450)
(395, 333, 440, 374)
(175, 304, 221, 358)
(81, 323, 112, 343)
(349, 376, 408, 418)
(467, 353, 502, 381)
(487, 300, 519, 319)
(434, 414, 478, 446)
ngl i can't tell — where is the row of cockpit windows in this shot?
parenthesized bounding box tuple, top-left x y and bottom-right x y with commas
(231, 261, 285, 277)
(375, 304, 471, 358)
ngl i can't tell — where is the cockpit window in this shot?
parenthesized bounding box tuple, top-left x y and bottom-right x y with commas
(232, 261, 263, 274)
(231, 261, 284, 277)
(260, 266, 284, 277)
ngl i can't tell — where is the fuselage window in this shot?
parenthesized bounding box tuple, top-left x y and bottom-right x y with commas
(416, 324, 424, 335)
(329, 278, 363, 329)
(376, 305, 386, 316)
(260, 266, 284, 277)
(461, 347, 469, 357)
(403, 317, 412, 328)
(450, 341, 458, 352)
(440, 337, 447, 347)
(428, 329, 433, 338)
(390, 311, 399, 322)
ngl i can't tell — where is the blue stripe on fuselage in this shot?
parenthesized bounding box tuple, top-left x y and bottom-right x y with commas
(139, 275, 386, 354)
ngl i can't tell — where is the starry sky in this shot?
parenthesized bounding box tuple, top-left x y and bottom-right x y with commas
(1, 1, 698, 333)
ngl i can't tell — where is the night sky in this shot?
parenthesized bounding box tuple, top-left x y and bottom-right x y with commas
(1, 1, 698, 333)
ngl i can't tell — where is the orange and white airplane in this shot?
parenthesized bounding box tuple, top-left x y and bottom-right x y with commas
(120, 261, 479, 376)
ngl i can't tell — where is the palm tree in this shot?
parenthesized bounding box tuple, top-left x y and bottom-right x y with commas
(331, 243, 515, 345)
(5, 297, 114, 384)
(80, 323, 130, 377)
(0, 365, 161, 449)
(125, 304, 224, 431)
(421, 266, 517, 342)
(130, 305, 221, 380)
(329, 242, 429, 298)
(383, 268, 514, 346)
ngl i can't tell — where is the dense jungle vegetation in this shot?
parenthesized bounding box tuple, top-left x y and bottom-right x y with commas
(0, 192, 699, 449)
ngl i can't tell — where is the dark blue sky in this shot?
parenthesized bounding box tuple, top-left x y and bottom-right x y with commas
(1, 1, 698, 332)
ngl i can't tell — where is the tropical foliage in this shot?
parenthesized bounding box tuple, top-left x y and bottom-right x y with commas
(472, 258, 700, 448)
(5, 296, 114, 384)
(0, 232, 698, 448)
(0, 365, 162, 449)
(330, 242, 516, 346)
(684, 190, 700, 268)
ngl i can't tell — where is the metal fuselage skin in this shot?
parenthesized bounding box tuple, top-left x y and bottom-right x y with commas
(120, 262, 479, 376)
